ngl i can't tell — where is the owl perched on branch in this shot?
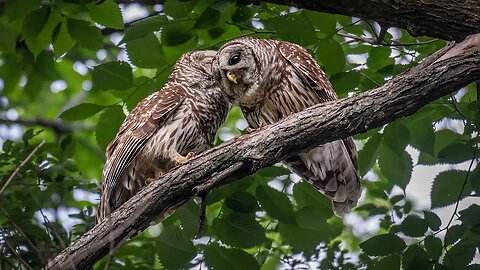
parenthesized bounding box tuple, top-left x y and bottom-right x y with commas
(97, 51, 229, 223)
(212, 37, 361, 215)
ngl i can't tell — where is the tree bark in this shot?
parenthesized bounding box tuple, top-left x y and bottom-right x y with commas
(44, 34, 480, 270)
(257, 0, 480, 41)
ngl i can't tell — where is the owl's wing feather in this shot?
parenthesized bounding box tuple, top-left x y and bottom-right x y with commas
(101, 88, 184, 206)
(277, 41, 361, 215)
(277, 41, 338, 102)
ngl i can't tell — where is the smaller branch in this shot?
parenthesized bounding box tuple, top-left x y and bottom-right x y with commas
(0, 140, 46, 195)
(0, 225, 35, 270)
(101, 11, 163, 36)
(0, 118, 94, 134)
(338, 32, 439, 47)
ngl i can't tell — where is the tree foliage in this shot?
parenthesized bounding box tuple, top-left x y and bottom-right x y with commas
(0, 0, 479, 269)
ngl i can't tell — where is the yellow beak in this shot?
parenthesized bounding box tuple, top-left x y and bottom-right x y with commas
(226, 71, 237, 84)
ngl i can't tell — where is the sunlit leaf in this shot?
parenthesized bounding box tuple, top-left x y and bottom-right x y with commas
(67, 18, 103, 51)
(126, 33, 165, 68)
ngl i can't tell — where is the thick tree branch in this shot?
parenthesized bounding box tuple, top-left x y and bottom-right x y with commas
(253, 0, 480, 41)
(44, 34, 480, 269)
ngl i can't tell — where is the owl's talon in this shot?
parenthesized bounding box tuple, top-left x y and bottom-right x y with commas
(146, 178, 157, 185)
(246, 127, 257, 133)
(173, 152, 194, 165)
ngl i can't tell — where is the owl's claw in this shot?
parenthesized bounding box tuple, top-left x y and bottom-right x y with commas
(173, 152, 194, 165)
(146, 178, 157, 185)
(246, 127, 257, 133)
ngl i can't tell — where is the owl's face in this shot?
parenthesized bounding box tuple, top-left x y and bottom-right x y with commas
(212, 43, 263, 107)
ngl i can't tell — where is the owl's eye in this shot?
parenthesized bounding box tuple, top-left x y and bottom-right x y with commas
(228, 54, 241, 65)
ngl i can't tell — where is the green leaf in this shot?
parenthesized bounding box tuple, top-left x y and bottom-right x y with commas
(418, 129, 468, 165)
(6, 0, 40, 23)
(444, 224, 466, 246)
(424, 235, 443, 259)
(378, 147, 413, 189)
(303, 11, 336, 36)
(372, 255, 401, 270)
(126, 33, 165, 68)
(205, 244, 260, 270)
(87, 0, 123, 29)
(360, 234, 406, 256)
(231, 6, 254, 23)
(431, 170, 471, 208)
(315, 39, 345, 74)
(195, 7, 221, 29)
(25, 8, 62, 58)
(292, 181, 333, 219)
(53, 20, 75, 58)
(358, 132, 383, 176)
(256, 166, 291, 178)
(163, 0, 195, 19)
(278, 207, 338, 254)
(212, 212, 266, 248)
(22, 6, 49, 39)
(59, 103, 105, 121)
(443, 242, 476, 268)
(367, 47, 394, 70)
(95, 105, 125, 151)
(161, 21, 195, 47)
(423, 211, 441, 231)
(330, 71, 361, 96)
(256, 185, 295, 224)
(155, 226, 196, 270)
(407, 119, 435, 155)
(437, 142, 474, 164)
(122, 15, 167, 43)
(399, 215, 428, 237)
(383, 121, 410, 153)
(225, 191, 259, 213)
(67, 19, 103, 51)
(92, 61, 133, 91)
(401, 245, 430, 270)
(0, 24, 16, 53)
(458, 204, 480, 231)
(265, 13, 317, 46)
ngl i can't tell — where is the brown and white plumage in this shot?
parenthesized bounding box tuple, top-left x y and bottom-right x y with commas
(212, 37, 361, 215)
(97, 51, 229, 223)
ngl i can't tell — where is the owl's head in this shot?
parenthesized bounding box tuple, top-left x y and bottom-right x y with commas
(212, 38, 265, 108)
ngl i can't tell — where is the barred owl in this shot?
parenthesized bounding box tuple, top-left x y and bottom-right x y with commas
(212, 37, 361, 215)
(97, 50, 229, 223)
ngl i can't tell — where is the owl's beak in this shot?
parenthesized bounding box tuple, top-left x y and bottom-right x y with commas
(226, 70, 237, 84)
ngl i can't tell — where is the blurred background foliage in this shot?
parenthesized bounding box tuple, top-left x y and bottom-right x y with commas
(0, 0, 479, 269)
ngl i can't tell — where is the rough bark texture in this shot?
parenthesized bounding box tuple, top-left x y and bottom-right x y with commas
(258, 0, 480, 41)
(44, 35, 480, 270)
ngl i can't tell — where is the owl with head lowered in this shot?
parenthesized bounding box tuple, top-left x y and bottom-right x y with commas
(97, 50, 229, 223)
(212, 37, 361, 215)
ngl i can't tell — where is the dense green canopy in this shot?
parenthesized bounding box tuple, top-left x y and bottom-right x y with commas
(0, 0, 479, 269)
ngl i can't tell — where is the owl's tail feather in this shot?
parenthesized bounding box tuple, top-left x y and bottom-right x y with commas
(284, 139, 361, 216)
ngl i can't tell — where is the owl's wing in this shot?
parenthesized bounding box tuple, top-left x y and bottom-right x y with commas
(277, 41, 338, 102)
(100, 87, 183, 216)
(277, 41, 361, 215)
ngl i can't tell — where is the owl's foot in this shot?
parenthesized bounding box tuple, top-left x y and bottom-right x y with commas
(145, 178, 157, 185)
(246, 127, 257, 133)
(173, 152, 194, 165)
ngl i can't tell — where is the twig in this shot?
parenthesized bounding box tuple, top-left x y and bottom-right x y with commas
(0, 118, 94, 134)
(0, 140, 46, 195)
(0, 205, 43, 264)
(0, 225, 35, 270)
